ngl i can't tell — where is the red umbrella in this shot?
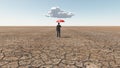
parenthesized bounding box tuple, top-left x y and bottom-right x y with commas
(56, 19, 65, 23)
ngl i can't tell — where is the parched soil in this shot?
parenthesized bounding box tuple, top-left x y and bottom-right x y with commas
(0, 26, 120, 68)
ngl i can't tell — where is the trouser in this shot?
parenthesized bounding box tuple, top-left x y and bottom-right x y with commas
(57, 31, 61, 37)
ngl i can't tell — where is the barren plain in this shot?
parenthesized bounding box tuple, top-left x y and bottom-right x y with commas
(0, 26, 120, 68)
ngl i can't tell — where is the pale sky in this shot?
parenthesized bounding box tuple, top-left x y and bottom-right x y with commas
(0, 0, 120, 26)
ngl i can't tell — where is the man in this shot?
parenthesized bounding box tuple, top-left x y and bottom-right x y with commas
(56, 23, 61, 38)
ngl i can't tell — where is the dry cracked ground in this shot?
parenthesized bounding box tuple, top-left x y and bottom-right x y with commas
(0, 26, 120, 68)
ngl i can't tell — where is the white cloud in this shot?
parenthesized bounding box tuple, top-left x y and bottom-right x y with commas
(46, 7, 74, 18)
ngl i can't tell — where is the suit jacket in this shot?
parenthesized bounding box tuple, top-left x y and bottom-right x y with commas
(56, 24, 61, 31)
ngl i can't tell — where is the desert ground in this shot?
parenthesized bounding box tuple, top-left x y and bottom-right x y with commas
(0, 26, 120, 68)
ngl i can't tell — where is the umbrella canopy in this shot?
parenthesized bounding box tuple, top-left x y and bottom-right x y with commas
(56, 19, 65, 23)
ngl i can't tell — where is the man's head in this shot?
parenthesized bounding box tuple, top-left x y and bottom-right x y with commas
(58, 23, 60, 25)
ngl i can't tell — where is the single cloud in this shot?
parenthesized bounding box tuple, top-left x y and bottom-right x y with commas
(46, 7, 74, 18)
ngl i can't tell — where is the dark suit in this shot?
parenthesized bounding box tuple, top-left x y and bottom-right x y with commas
(56, 24, 61, 37)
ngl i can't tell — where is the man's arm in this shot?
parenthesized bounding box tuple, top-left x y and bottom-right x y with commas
(60, 25, 61, 28)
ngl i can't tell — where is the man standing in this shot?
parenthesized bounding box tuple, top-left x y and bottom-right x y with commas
(56, 23, 61, 38)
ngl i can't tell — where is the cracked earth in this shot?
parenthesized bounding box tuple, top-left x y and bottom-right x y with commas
(0, 27, 120, 68)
